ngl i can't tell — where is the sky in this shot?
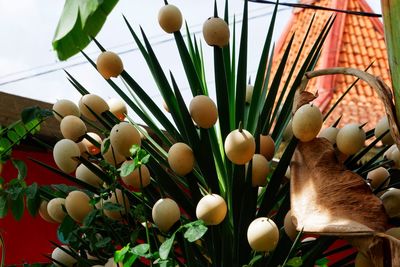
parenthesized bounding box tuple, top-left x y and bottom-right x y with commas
(0, 0, 381, 124)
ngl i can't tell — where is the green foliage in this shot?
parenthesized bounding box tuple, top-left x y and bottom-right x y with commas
(381, 0, 400, 122)
(52, 0, 119, 60)
(0, 106, 51, 161)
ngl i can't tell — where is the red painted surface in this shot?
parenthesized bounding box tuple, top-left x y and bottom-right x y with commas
(0, 149, 74, 265)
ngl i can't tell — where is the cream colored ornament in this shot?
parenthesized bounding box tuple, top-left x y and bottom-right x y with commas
(47, 198, 67, 223)
(158, 4, 183, 33)
(65, 191, 93, 223)
(292, 104, 323, 142)
(60, 115, 87, 142)
(196, 194, 227, 225)
(224, 129, 255, 165)
(53, 139, 80, 173)
(152, 198, 181, 232)
(52, 99, 80, 121)
(168, 142, 195, 176)
(203, 17, 230, 47)
(79, 94, 109, 121)
(189, 95, 218, 128)
(110, 122, 141, 157)
(97, 51, 124, 79)
(247, 217, 279, 252)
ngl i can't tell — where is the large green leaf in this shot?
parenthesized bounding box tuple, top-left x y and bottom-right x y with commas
(52, 0, 119, 60)
(11, 192, 24, 221)
(381, 0, 400, 122)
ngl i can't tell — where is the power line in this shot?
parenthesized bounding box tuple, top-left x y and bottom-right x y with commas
(0, 6, 291, 87)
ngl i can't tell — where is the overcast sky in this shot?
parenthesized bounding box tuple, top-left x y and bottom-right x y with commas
(0, 0, 381, 124)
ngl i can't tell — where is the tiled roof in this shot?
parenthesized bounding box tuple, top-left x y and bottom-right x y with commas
(271, 0, 391, 130)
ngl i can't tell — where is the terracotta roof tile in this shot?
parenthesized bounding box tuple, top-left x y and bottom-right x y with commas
(271, 0, 391, 133)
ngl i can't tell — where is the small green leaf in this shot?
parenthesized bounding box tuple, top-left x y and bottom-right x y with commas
(7, 131, 20, 144)
(0, 138, 12, 156)
(119, 161, 136, 177)
(53, 184, 72, 194)
(286, 257, 303, 267)
(137, 149, 147, 160)
(24, 119, 41, 134)
(130, 230, 140, 244)
(52, 0, 119, 60)
(14, 122, 27, 137)
(11, 192, 24, 221)
(57, 216, 78, 244)
(132, 243, 150, 256)
(26, 183, 40, 216)
(0, 194, 8, 218)
(141, 154, 150, 165)
(315, 257, 329, 267)
(21, 106, 40, 124)
(102, 138, 111, 154)
(183, 223, 208, 242)
(129, 144, 140, 156)
(159, 234, 175, 260)
(124, 254, 139, 267)
(83, 209, 98, 226)
(7, 186, 23, 200)
(25, 183, 38, 199)
(12, 159, 27, 180)
(115, 244, 130, 262)
(103, 202, 124, 211)
(95, 237, 112, 249)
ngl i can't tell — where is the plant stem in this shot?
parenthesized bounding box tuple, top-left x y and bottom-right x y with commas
(139, 165, 153, 267)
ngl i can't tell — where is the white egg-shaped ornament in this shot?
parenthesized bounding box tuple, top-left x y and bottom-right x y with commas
(292, 104, 323, 142)
(152, 198, 181, 232)
(38, 200, 56, 223)
(336, 123, 366, 155)
(259, 135, 275, 161)
(96, 51, 124, 79)
(203, 17, 230, 48)
(247, 154, 270, 187)
(381, 188, 400, 218)
(110, 122, 141, 157)
(60, 115, 87, 142)
(196, 194, 227, 225)
(52, 99, 80, 121)
(65, 190, 93, 223)
(247, 217, 279, 252)
(158, 4, 183, 33)
(47, 198, 67, 223)
(53, 139, 80, 173)
(81, 132, 102, 155)
(189, 95, 218, 129)
(318, 126, 339, 144)
(79, 94, 109, 121)
(168, 143, 195, 176)
(224, 128, 256, 165)
(375, 116, 394, 145)
(107, 98, 127, 121)
(51, 246, 77, 267)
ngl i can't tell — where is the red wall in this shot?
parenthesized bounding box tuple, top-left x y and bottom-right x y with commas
(0, 149, 72, 265)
